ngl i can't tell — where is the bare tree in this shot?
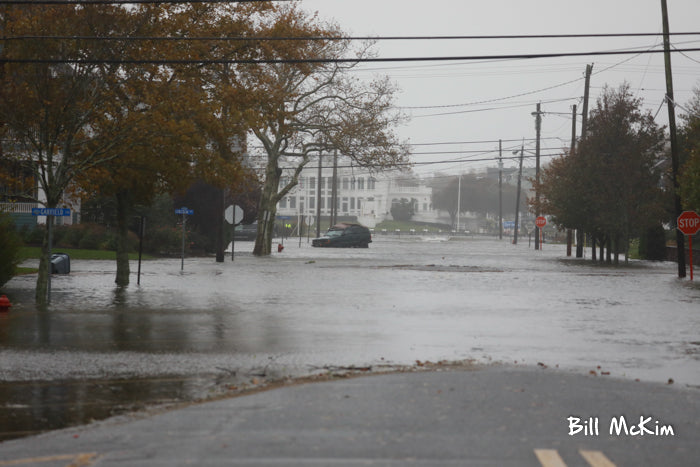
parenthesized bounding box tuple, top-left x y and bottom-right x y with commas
(236, 6, 409, 255)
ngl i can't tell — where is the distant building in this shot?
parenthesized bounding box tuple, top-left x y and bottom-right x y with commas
(0, 160, 80, 229)
(275, 156, 436, 228)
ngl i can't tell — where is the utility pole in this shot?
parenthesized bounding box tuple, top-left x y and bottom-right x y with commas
(316, 154, 322, 238)
(330, 150, 338, 226)
(661, 0, 686, 278)
(567, 104, 577, 256)
(576, 63, 593, 258)
(513, 143, 524, 245)
(498, 139, 503, 240)
(456, 173, 461, 232)
(532, 103, 543, 250)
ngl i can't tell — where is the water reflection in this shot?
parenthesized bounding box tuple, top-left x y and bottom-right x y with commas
(0, 377, 207, 442)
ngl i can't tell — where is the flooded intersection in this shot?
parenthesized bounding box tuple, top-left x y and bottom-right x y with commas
(1, 236, 699, 440)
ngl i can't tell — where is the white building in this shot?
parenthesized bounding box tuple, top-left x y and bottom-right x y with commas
(275, 156, 436, 228)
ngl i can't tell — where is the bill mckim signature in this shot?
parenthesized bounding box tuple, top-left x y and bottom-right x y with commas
(567, 415, 675, 436)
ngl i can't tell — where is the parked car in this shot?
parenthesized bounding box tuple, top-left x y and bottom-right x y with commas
(233, 222, 258, 241)
(312, 222, 372, 248)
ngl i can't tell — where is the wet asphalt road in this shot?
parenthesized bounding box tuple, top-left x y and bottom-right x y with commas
(1, 236, 699, 444)
(0, 366, 699, 466)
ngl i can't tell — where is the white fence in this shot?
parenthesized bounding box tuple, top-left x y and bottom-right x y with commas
(0, 202, 38, 213)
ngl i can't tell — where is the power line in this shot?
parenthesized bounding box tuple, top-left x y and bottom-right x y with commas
(5, 46, 700, 65)
(5, 32, 700, 42)
(407, 137, 560, 146)
(410, 98, 579, 118)
(282, 152, 563, 171)
(0, 0, 283, 4)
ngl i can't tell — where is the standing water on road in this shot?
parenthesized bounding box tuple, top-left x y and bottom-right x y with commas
(1, 236, 699, 439)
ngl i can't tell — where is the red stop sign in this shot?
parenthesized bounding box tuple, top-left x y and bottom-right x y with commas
(678, 211, 700, 236)
(535, 216, 547, 228)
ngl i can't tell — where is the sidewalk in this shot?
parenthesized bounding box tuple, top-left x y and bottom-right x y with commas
(1, 366, 699, 466)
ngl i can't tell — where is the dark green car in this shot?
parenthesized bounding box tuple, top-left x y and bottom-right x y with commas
(312, 223, 372, 248)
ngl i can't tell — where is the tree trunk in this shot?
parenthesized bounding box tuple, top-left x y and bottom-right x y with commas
(606, 235, 612, 264)
(591, 235, 597, 261)
(599, 235, 605, 263)
(115, 191, 131, 287)
(253, 162, 282, 256)
(35, 221, 50, 305)
(576, 229, 584, 258)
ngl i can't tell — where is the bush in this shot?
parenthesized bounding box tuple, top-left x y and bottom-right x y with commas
(144, 226, 183, 255)
(21, 225, 45, 245)
(638, 225, 667, 261)
(0, 213, 22, 288)
(77, 224, 108, 250)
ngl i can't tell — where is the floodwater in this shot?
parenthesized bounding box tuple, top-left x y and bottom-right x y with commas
(1, 235, 699, 440)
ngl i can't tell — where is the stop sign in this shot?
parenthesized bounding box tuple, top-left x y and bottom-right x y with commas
(677, 211, 700, 236)
(535, 216, 547, 228)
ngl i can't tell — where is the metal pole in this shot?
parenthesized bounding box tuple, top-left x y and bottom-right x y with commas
(316, 154, 322, 238)
(47, 215, 52, 304)
(137, 216, 144, 285)
(181, 213, 186, 271)
(456, 174, 461, 232)
(498, 140, 503, 240)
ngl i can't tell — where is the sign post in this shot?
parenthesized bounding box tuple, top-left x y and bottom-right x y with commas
(175, 207, 194, 270)
(535, 216, 547, 250)
(224, 205, 243, 261)
(31, 207, 71, 303)
(677, 211, 700, 280)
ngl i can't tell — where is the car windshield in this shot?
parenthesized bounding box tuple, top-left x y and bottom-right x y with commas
(326, 229, 344, 237)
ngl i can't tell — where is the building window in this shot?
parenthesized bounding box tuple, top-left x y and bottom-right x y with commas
(350, 198, 355, 210)
(309, 198, 315, 209)
(368, 177, 376, 190)
(289, 196, 296, 209)
(358, 178, 364, 190)
(279, 197, 287, 209)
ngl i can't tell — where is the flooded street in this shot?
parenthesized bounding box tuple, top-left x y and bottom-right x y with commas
(1, 236, 699, 440)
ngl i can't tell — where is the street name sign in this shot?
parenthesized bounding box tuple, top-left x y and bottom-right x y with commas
(32, 207, 71, 217)
(175, 207, 194, 215)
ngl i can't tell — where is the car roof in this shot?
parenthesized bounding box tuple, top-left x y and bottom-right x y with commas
(329, 222, 367, 230)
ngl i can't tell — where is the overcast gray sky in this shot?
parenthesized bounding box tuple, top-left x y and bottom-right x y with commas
(300, 0, 700, 177)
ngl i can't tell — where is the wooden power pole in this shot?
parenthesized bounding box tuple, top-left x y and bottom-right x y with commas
(576, 63, 593, 258)
(661, 0, 687, 278)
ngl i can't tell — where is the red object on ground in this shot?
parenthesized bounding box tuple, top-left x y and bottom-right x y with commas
(0, 295, 11, 312)
(277, 243, 284, 253)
